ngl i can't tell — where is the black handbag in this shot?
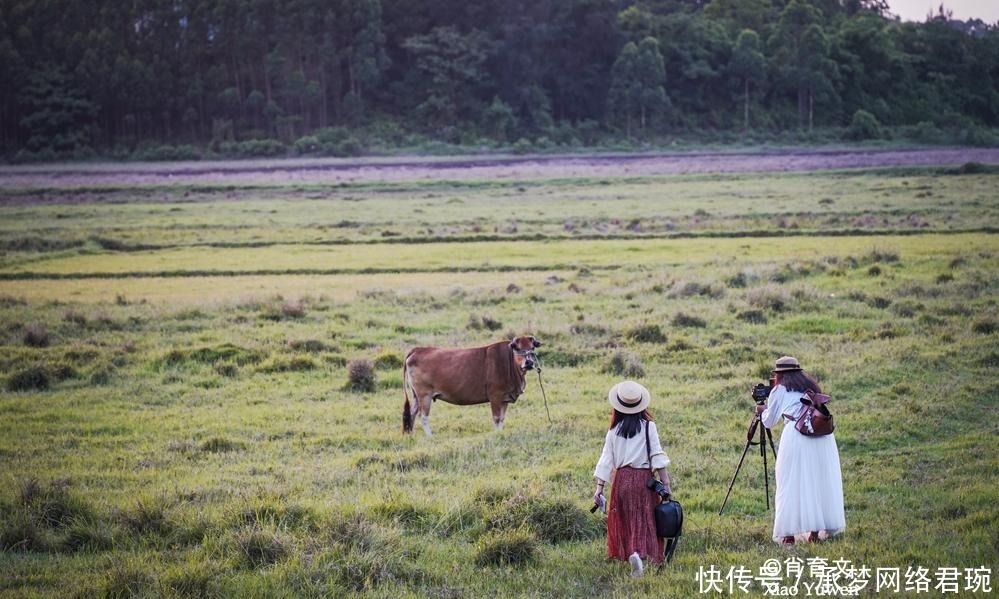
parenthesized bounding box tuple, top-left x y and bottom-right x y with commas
(645, 423, 683, 563)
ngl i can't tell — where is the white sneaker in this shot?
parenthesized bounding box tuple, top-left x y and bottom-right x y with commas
(629, 552, 644, 577)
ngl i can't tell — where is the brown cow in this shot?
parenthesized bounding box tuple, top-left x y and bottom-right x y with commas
(402, 335, 542, 436)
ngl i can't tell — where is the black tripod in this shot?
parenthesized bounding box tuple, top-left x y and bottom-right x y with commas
(719, 409, 778, 515)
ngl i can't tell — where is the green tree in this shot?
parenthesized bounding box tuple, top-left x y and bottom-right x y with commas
(729, 29, 766, 132)
(608, 37, 669, 136)
(17, 66, 96, 153)
(402, 26, 495, 127)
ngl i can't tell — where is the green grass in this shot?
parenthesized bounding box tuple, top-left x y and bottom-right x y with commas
(0, 166, 997, 597)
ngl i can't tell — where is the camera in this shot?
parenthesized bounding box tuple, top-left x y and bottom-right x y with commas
(751, 377, 776, 404)
(646, 478, 671, 500)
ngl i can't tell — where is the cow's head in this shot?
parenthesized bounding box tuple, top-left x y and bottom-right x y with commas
(509, 335, 542, 371)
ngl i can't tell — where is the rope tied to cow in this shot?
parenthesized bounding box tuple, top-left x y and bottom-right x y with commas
(534, 357, 553, 426)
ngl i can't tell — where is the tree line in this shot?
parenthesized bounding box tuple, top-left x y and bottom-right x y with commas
(1, 0, 997, 160)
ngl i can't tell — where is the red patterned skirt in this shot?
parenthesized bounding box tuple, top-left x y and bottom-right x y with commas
(607, 466, 664, 563)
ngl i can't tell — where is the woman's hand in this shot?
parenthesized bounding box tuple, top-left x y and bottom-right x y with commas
(755, 403, 766, 414)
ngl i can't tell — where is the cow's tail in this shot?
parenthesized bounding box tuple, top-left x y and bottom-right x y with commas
(402, 359, 414, 434)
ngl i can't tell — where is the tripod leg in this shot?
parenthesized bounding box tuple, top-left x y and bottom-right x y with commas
(765, 426, 778, 460)
(719, 435, 755, 515)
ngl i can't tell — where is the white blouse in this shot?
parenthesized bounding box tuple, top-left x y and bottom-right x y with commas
(593, 421, 670, 483)
(761, 384, 806, 429)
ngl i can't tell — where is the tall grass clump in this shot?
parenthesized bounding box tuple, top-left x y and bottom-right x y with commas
(232, 527, 289, 569)
(474, 528, 538, 566)
(672, 312, 707, 328)
(668, 280, 724, 299)
(626, 323, 667, 343)
(374, 350, 403, 370)
(604, 351, 645, 378)
(746, 285, 791, 312)
(6, 364, 50, 391)
(22, 323, 50, 347)
(487, 495, 600, 543)
(1, 509, 48, 552)
(18, 479, 93, 529)
(102, 556, 155, 598)
(346, 359, 376, 392)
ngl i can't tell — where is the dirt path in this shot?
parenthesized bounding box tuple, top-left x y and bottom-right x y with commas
(2, 147, 997, 189)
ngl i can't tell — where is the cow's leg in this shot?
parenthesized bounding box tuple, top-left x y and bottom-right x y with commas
(419, 393, 433, 437)
(490, 398, 507, 430)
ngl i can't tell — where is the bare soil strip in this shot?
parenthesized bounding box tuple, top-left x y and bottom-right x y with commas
(2, 148, 997, 189)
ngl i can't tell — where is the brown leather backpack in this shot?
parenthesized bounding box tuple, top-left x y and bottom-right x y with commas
(794, 390, 834, 436)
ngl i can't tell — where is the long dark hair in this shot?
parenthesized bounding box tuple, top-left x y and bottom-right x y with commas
(777, 370, 822, 394)
(609, 409, 654, 439)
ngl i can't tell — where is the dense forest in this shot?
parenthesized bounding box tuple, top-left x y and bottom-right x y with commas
(1, 0, 997, 161)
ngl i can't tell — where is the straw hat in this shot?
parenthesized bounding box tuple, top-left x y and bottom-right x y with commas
(608, 380, 651, 414)
(773, 356, 802, 373)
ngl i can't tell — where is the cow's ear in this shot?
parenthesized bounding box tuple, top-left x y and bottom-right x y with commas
(509, 341, 517, 350)
(531, 337, 542, 348)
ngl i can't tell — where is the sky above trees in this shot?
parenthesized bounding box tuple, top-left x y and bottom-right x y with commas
(888, 0, 999, 22)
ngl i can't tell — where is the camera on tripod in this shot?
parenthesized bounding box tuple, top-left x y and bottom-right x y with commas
(751, 377, 776, 404)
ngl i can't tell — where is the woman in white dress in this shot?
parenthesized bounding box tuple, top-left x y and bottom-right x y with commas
(757, 356, 845, 545)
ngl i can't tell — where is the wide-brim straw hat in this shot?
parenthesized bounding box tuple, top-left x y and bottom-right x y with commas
(773, 356, 803, 373)
(608, 380, 651, 414)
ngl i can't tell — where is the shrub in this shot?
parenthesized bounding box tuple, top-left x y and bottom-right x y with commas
(726, 272, 748, 288)
(218, 139, 286, 158)
(846, 109, 882, 140)
(89, 364, 116, 385)
(627, 324, 667, 343)
(668, 281, 723, 299)
(468, 314, 503, 331)
(199, 437, 244, 453)
(213, 361, 238, 377)
(374, 351, 403, 370)
(868, 296, 892, 309)
(63, 310, 88, 325)
(972, 320, 996, 335)
(288, 339, 330, 353)
(672, 312, 707, 328)
(511, 138, 533, 155)
(604, 351, 645, 378)
(7, 364, 50, 392)
(132, 144, 201, 161)
(865, 248, 899, 263)
(746, 285, 791, 312)
(23, 323, 50, 347)
(281, 301, 306, 319)
(346, 359, 376, 392)
(294, 127, 365, 157)
(474, 528, 538, 566)
(256, 355, 319, 373)
(736, 310, 768, 324)
(868, 265, 882, 277)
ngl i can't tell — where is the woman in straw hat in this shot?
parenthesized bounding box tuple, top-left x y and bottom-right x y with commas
(593, 380, 672, 577)
(757, 356, 845, 545)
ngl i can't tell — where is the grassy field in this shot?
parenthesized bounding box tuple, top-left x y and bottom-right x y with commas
(0, 164, 997, 598)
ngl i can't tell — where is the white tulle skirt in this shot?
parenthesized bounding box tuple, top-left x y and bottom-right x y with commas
(773, 425, 846, 542)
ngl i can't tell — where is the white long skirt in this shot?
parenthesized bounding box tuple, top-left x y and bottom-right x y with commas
(773, 425, 846, 542)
